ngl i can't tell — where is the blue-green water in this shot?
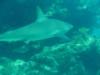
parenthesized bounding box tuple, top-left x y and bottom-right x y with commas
(0, 0, 100, 75)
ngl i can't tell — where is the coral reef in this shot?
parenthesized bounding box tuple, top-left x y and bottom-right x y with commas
(0, 29, 100, 75)
(0, 0, 100, 75)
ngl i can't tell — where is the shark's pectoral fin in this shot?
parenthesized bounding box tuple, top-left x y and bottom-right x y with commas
(56, 34, 70, 42)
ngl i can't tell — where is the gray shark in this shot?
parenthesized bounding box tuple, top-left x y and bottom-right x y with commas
(0, 7, 73, 43)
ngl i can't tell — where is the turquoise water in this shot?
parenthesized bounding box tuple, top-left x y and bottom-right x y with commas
(0, 0, 100, 75)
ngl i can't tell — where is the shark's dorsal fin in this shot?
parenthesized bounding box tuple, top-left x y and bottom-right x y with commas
(36, 7, 47, 22)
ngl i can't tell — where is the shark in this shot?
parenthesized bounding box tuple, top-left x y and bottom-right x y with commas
(0, 7, 73, 43)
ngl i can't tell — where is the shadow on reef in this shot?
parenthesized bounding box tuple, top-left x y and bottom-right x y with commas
(79, 41, 100, 75)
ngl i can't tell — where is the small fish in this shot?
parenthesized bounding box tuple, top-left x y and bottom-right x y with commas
(0, 7, 73, 43)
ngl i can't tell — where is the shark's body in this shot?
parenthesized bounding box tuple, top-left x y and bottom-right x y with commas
(0, 8, 73, 42)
